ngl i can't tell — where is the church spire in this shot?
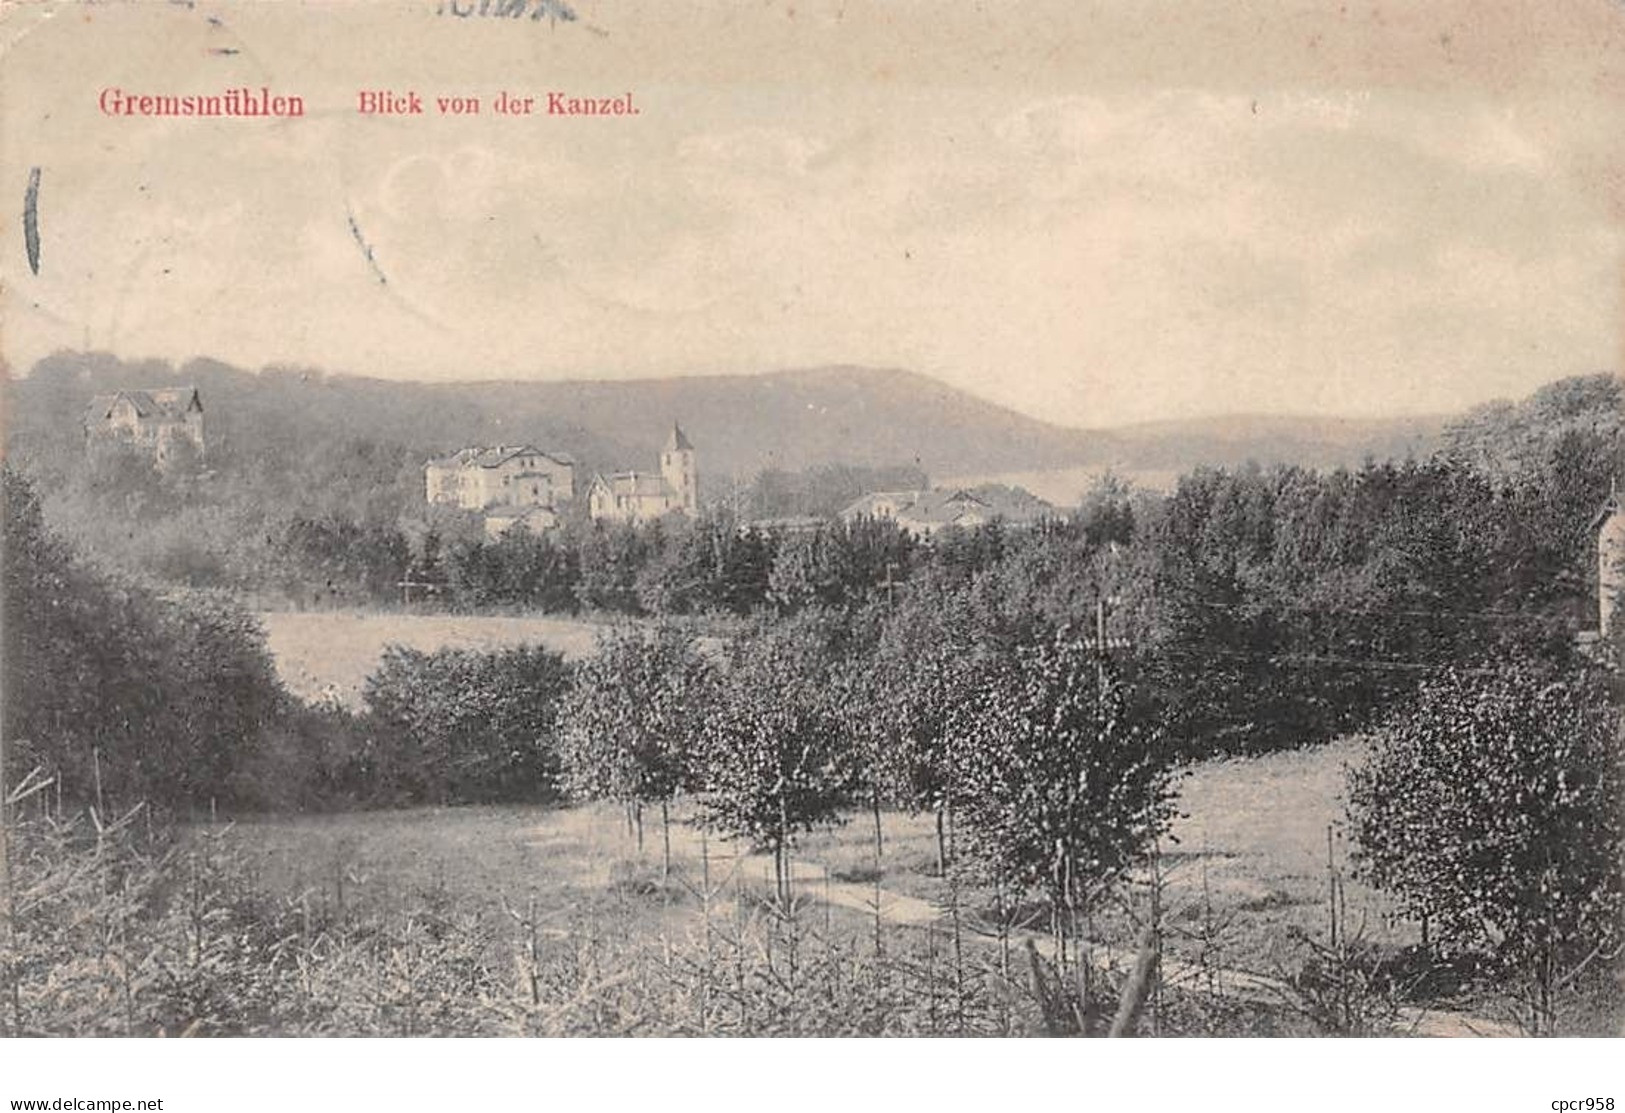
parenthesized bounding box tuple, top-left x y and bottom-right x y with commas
(665, 422, 694, 453)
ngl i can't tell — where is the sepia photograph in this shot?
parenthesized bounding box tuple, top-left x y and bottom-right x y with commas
(0, 0, 1621, 1100)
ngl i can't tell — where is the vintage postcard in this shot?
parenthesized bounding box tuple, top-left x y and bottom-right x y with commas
(0, 0, 1621, 1100)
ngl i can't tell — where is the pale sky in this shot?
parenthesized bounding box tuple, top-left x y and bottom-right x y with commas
(1, 0, 1619, 427)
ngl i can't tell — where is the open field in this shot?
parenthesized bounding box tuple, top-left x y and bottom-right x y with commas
(232, 610, 1584, 1033)
(258, 610, 612, 708)
(234, 736, 1393, 949)
(221, 736, 1458, 1034)
(253, 608, 1398, 971)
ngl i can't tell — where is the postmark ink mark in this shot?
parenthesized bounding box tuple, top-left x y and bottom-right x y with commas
(23, 166, 41, 275)
(346, 207, 388, 286)
(436, 0, 578, 24)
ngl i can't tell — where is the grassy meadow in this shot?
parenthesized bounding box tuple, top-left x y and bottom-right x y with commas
(254, 611, 1397, 970)
(215, 735, 1444, 1035)
(214, 609, 1591, 1037)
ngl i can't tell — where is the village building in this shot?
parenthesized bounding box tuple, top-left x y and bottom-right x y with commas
(482, 504, 562, 541)
(424, 445, 576, 513)
(840, 486, 1056, 538)
(587, 423, 699, 524)
(747, 515, 827, 536)
(83, 386, 204, 466)
(840, 488, 993, 537)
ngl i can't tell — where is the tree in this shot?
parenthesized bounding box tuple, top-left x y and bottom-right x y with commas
(765, 525, 852, 613)
(957, 634, 1177, 972)
(1346, 662, 1623, 1033)
(573, 520, 650, 613)
(844, 584, 983, 872)
(361, 645, 571, 804)
(557, 623, 715, 873)
(696, 615, 853, 904)
(766, 519, 914, 615)
(632, 511, 774, 616)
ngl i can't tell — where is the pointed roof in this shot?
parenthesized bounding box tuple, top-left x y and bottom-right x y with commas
(664, 422, 694, 453)
(84, 386, 201, 422)
(425, 445, 576, 470)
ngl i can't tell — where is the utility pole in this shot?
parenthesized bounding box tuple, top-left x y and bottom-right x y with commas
(1089, 595, 1129, 653)
(1095, 595, 1108, 694)
(880, 560, 900, 607)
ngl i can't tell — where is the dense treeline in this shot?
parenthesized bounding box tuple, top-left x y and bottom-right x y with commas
(16, 430, 943, 612)
(14, 351, 1616, 658)
(1, 467, 287, 812)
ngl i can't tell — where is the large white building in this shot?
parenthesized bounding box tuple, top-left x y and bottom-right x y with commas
(424, 445, 576, 512)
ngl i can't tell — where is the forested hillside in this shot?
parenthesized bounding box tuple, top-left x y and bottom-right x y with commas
(0, 350, 1437, 602)
(8, 363, 1615, 802)
(3, 354, 1613, 636)
(8, 350, 1440, 494)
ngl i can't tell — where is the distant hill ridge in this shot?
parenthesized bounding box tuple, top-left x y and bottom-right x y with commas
(9, 353, 1444, 485)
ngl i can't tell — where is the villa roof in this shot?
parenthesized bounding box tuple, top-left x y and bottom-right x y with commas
(842, 488, 985, 521)
(425, 445, 575, 470)
(84, 386, 201, 422)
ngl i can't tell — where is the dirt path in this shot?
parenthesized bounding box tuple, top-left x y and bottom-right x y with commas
(666, 825, 1522, 1038)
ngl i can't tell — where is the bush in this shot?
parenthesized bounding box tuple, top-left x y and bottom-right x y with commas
(1346, 662, 1624, 1032)
(361, 644, 572, 805)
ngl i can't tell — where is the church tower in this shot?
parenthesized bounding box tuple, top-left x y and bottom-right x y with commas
(661, 422, 698, 515)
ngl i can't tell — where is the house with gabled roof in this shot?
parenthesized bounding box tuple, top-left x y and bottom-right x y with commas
(840, 485, 1054, 538)
(424, 444, 576, 513)
(840, 488, 991, 537)
(484, 504, 563, 540)
(83, 386, 204, 467)
(587, 423, 699, 524)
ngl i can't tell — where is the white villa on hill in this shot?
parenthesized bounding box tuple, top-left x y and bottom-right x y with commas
(424, 445, 576, 513)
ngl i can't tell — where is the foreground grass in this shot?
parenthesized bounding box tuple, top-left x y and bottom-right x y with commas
(236, 737, 1397, 977)
(222, 740, 1416, 1034)
(12, 740, 1611, 1035)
